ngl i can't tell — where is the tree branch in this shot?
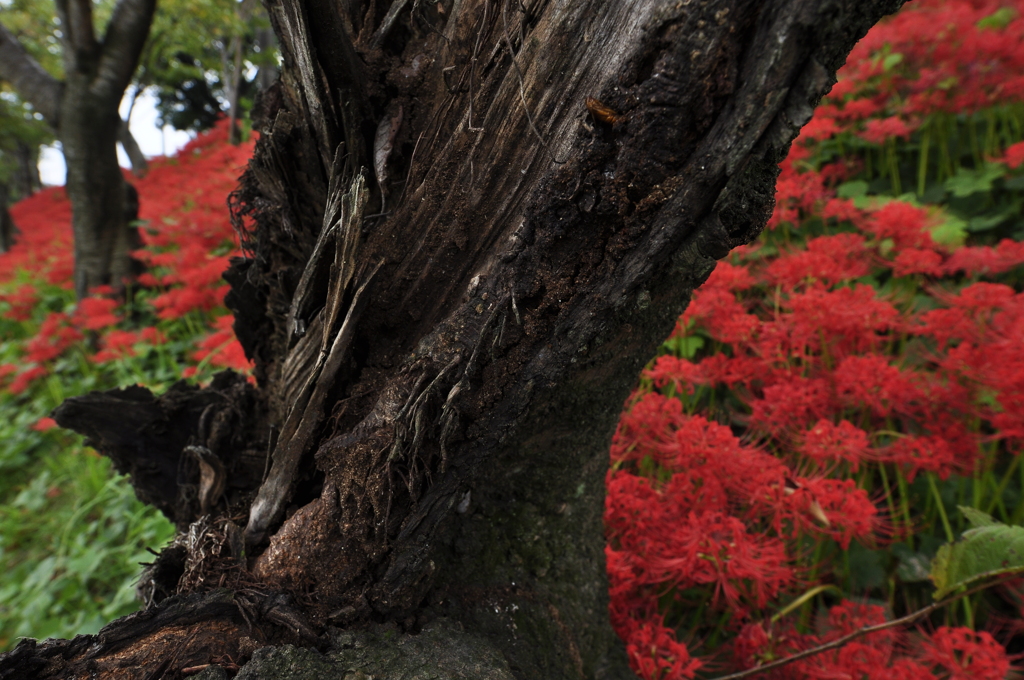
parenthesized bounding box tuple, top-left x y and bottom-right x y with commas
(710, 576, 1018, 680)
(118, 119, 148, 177)
(94, 0, 157, 104)
(0, 21, 63, 125)
(67, 0, 98, 59)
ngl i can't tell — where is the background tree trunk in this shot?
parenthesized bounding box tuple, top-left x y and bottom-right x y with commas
(11, 141, 41, 200)
(0, 0, 154, 298)
(61, 74, 136, 296)
(2, 0, 902, 677)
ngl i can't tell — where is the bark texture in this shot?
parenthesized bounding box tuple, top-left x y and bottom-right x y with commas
(2, 0, 902, 678)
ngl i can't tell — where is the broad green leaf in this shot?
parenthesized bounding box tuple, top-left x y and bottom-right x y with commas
(978, 7, 1016, 29)
(930, 518, 1024, 599)
(882, 52, 904, 72)
(836, 180, 869, 199)
(663, 335, 705, 360)
(929, 212, 967, 246)
(944, 164, 1006, 198)
(959, 506, 997, 528)
(969, 213, 1009, 232)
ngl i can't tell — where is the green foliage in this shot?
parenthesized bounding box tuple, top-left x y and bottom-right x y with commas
(0, 124, 253, 650)
(0, 2, 57, 194)
(0, 96, 51, 197)
(0, 282, 191, 649)
(0, 439, 174, 647)
(931, 509, 1024, 599)
(141, 0, 276, 132)
(0, 304, 224, 651)
(0, 0, 65, 79)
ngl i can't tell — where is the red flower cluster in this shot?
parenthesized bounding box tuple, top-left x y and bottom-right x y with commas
(186, 313, 251, 376)
(607, 393, 880, 676)
(820, 0, 1024, 139)
(736, 603, 1009, 680)
(609, 1, 1024, 677)
(618, 172, 1023, 675)
(132, 122, 253, 320)
(0, 120, 255, 394)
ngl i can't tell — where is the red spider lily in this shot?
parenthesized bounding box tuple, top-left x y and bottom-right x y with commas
(799, 419, 873, 472)
(917, 627, 1011, 680)
(892, 247, 945, 278)
(192, 314, 252, 372)
(2, 189, 74, 289)
(867, 202, 939, 252)
(90, 330, 141, 364)
(76, 296, 121, 330)
(31, 417, 58, 431)
(0, 285, 39, 321)
(731, 603, 1011, 680)
(7, 366, 49, 395)
(860, 116, 915, 145)
(0, 120, 257, 393)
(765, 234, 872, 289)
(610, 5, 1024, 674)
(139, 327, 166, 345)
(623, 615, 703, 680)
(942, 239, 1024, 277)
(24, 313, 82, 365)
(1000, 141, 1024, 169)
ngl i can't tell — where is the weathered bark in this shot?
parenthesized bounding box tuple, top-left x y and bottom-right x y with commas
(0, 0, 154, 298)
(2, 0, 903, 678)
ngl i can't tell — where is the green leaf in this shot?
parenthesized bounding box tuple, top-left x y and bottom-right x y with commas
(930, 517, 1024, 599)
(836, 180, 869, 199)
(929, 213, 967, 247)
(663, 335, 705, 360)
(882, 52, 904, 72)
(959, 506, 997, 528)
(968, 213, 1009, 232)
(978, 7, 1016, 29)
(944, 164, 1006, 198)
(771, 584, 844, 623)
(848, 541, 886, 591)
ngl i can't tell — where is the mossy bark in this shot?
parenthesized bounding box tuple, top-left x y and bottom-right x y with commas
(1, 0, 904, 678)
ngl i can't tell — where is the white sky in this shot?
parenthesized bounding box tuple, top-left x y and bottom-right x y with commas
(38, 88, 194, 186)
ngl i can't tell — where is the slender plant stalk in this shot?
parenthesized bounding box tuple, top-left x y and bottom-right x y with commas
(917, 120, 930, 196)
(928, 472, 954, 543)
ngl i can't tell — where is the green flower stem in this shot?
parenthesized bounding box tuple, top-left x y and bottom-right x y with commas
(878, 464, 901, 541)
(928, 472, 955, 543)
(896, 470, 913, 551)
(799, 539, 827, 631)
(917, 120, 931, 197)
(985, 446, 1017, 518)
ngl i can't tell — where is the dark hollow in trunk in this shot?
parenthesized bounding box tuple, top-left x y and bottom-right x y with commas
(1, 0, 902, 678)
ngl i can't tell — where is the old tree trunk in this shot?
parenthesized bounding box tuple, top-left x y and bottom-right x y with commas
(2, 0, 900, 677)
